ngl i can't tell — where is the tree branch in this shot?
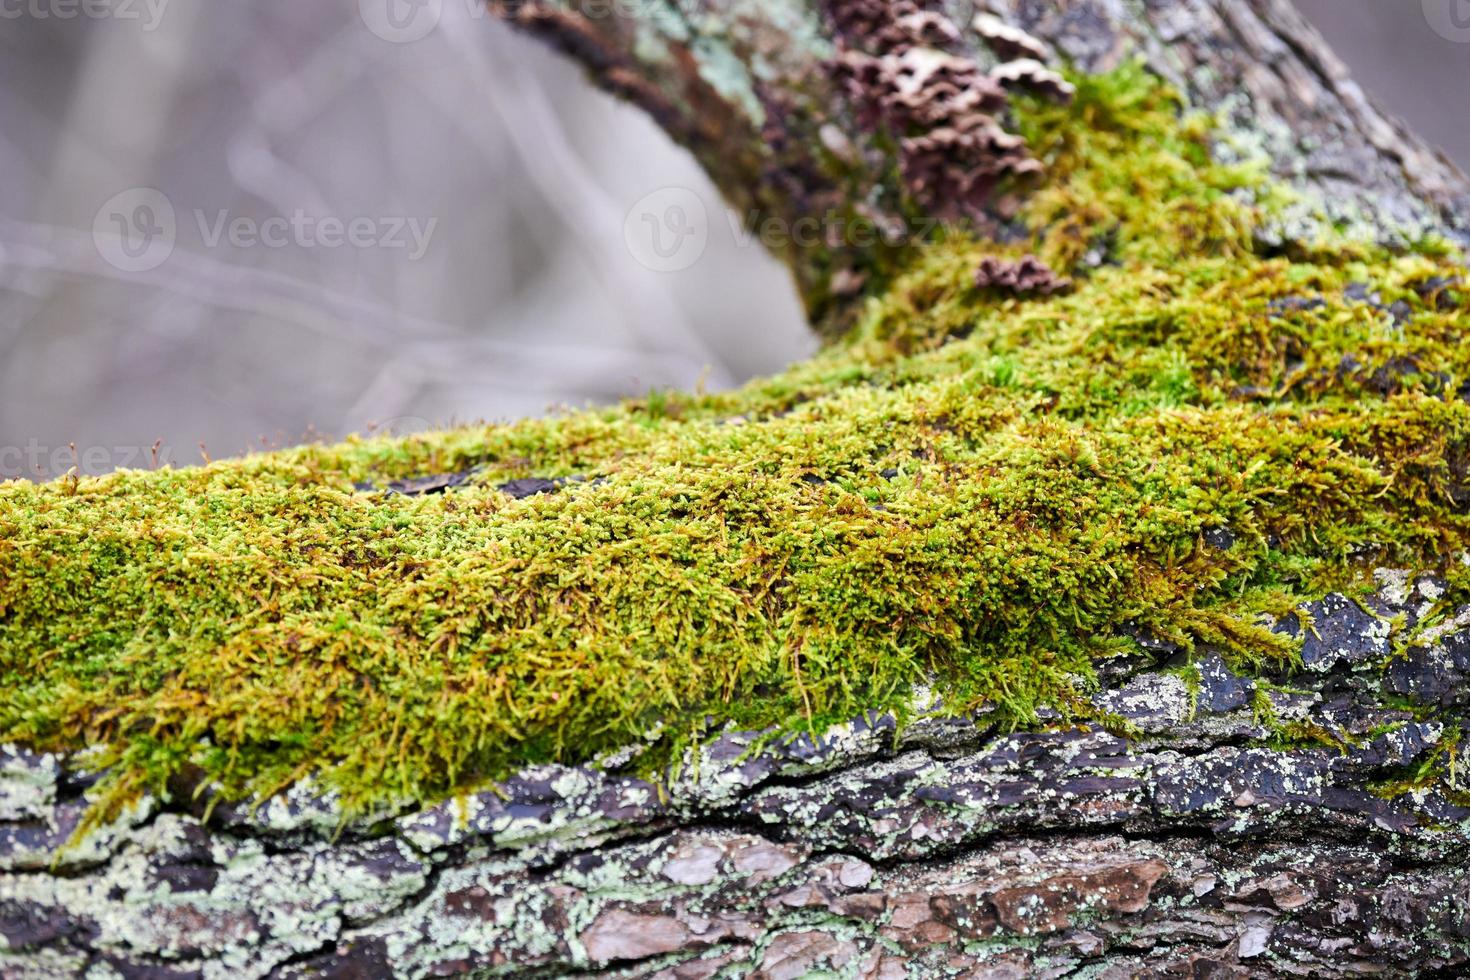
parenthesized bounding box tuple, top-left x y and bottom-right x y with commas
(491, 0, 1469, 333)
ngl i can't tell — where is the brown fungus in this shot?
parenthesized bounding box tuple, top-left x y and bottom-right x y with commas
(826, 0, 1045, 220)
(991, 58, 1076, 104)
(894, 9, 960, 46)
(972, 12, 1051, 62)
(973, 254, 1072, 295)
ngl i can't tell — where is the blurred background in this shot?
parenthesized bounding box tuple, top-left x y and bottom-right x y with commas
(0, 0, 1465, 479)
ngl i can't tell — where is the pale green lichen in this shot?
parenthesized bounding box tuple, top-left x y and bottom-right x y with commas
(0, 64, 1466, 820)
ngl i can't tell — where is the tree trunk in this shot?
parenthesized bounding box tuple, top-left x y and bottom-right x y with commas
(4, 2, 1470, 977)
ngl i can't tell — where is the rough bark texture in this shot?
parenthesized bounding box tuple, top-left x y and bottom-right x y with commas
(5, 2, 1470, 978)
(5, 575, 1470, 976)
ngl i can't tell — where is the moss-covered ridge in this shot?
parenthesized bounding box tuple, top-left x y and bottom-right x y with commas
(1, 66, 1467, 816)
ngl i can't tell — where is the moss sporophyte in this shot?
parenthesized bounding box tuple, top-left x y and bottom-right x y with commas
(0, 65, 1466, 820)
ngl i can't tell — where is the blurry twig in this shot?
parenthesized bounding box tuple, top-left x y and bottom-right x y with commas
(436, 18, 735, 387)
(0, 218, 715, 409)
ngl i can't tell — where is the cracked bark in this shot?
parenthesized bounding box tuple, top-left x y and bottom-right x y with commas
(5, 582, 1470, 976)
(5, 2, 1470, 978)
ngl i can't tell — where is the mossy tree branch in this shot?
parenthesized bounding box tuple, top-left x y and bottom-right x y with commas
(2, 3, 1470, 977)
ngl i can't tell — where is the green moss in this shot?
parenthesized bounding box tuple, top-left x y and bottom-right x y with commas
(1, 64, 1467, 818)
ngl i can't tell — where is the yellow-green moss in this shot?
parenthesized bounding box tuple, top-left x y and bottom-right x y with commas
(1, 64, 1467, 817)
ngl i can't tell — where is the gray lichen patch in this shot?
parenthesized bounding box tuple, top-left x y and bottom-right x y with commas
(0, 746, 59, 823)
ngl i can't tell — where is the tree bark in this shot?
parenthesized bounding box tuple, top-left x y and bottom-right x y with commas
(490, 0, 1469, 330)
(6, 581, 1470, 976)
(4, 3, 1470, 978)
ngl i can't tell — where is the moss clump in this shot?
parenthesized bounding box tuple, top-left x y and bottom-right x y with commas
(1, 65, 1467, 817)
